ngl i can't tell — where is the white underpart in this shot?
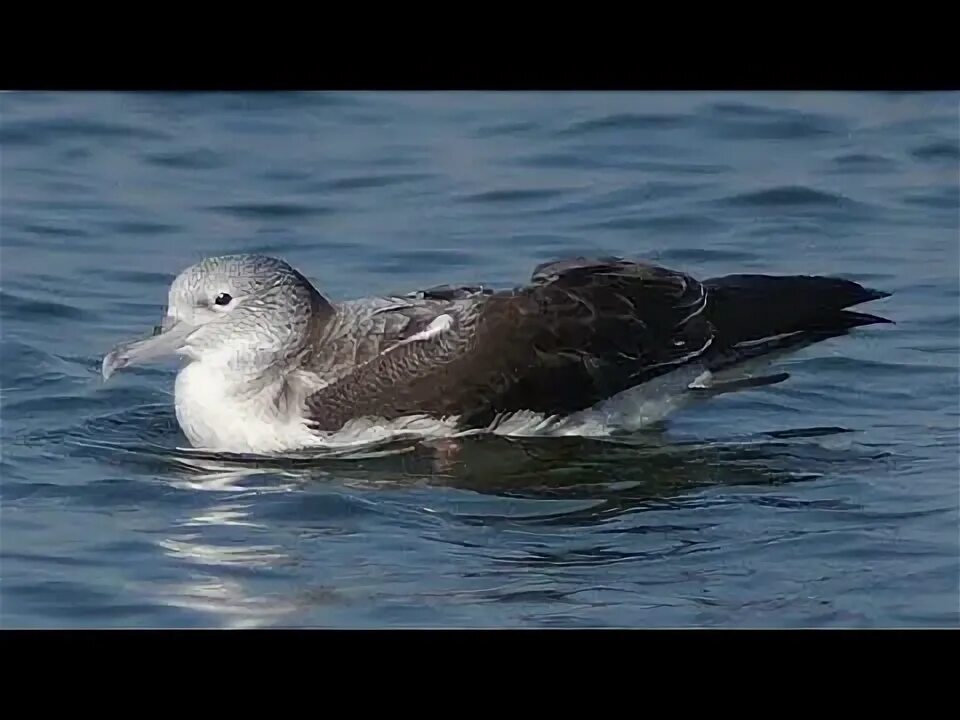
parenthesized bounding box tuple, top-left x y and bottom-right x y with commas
(174, 357, 774, 454)
(288, 363, 712, 448)
(486, 362, 711, 438)
(175, 355, 321, 454)
(173, 316, 792, 455)
(315, 413, 463, 447)
(174, 313, 461, 454)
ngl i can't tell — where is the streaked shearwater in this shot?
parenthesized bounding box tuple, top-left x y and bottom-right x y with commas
(101, 254, 892, 454)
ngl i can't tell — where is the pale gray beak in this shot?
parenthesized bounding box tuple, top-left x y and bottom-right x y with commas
(102, 316, 195, 380)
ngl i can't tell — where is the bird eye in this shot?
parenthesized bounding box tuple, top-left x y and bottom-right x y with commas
(214, 293, 233, 306)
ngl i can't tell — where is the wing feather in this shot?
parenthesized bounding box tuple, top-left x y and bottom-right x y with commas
(303, 257, 716, 431)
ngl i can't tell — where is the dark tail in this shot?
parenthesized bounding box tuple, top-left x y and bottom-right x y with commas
(703, 274, 892, 348)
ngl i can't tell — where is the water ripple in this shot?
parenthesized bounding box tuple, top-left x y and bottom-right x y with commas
(101, 221, 180, 236)
(1, 90, 956, 629)
(473, 121, 542, 138)
(829, 153, 900, 174)
(144, 149, 228, 170)
(580, 214, 727, 234)
(902, 188, 959, 210)
(0, 291, 89, 322)
(700, 102, 847, 139)
(321, 173, 435, 191)
(0, 117, 170, 145)
(460, 187, 572, 205)
(516, 152, 730, 175)
(718, 185, 860, 208)
(910, 140, 960, 161)
(16, 223, 92, 238)
(207, 202, 337, 219)
(559, 113, 688, 135)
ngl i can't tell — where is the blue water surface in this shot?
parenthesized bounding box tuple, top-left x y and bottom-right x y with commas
(1, 91, 957, 628)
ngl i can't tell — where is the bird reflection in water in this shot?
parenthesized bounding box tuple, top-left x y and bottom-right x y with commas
(99, 421, 878, 627)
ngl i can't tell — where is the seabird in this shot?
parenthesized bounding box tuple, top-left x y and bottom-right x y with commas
(101, 254, 892, 454)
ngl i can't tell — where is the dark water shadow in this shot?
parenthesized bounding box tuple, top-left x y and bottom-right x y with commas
(44, 403, 888, 525)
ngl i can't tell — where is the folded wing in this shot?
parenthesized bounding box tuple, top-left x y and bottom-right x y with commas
(303, 257, 717, 431)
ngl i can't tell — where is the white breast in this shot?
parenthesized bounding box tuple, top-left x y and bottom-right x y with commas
(174, 360, 317, 454)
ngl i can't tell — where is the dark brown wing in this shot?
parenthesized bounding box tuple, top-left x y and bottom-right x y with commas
(304, 257, 716, 431)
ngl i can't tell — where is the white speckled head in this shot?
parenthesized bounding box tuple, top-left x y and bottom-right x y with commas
(102, 254, 333, 380)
